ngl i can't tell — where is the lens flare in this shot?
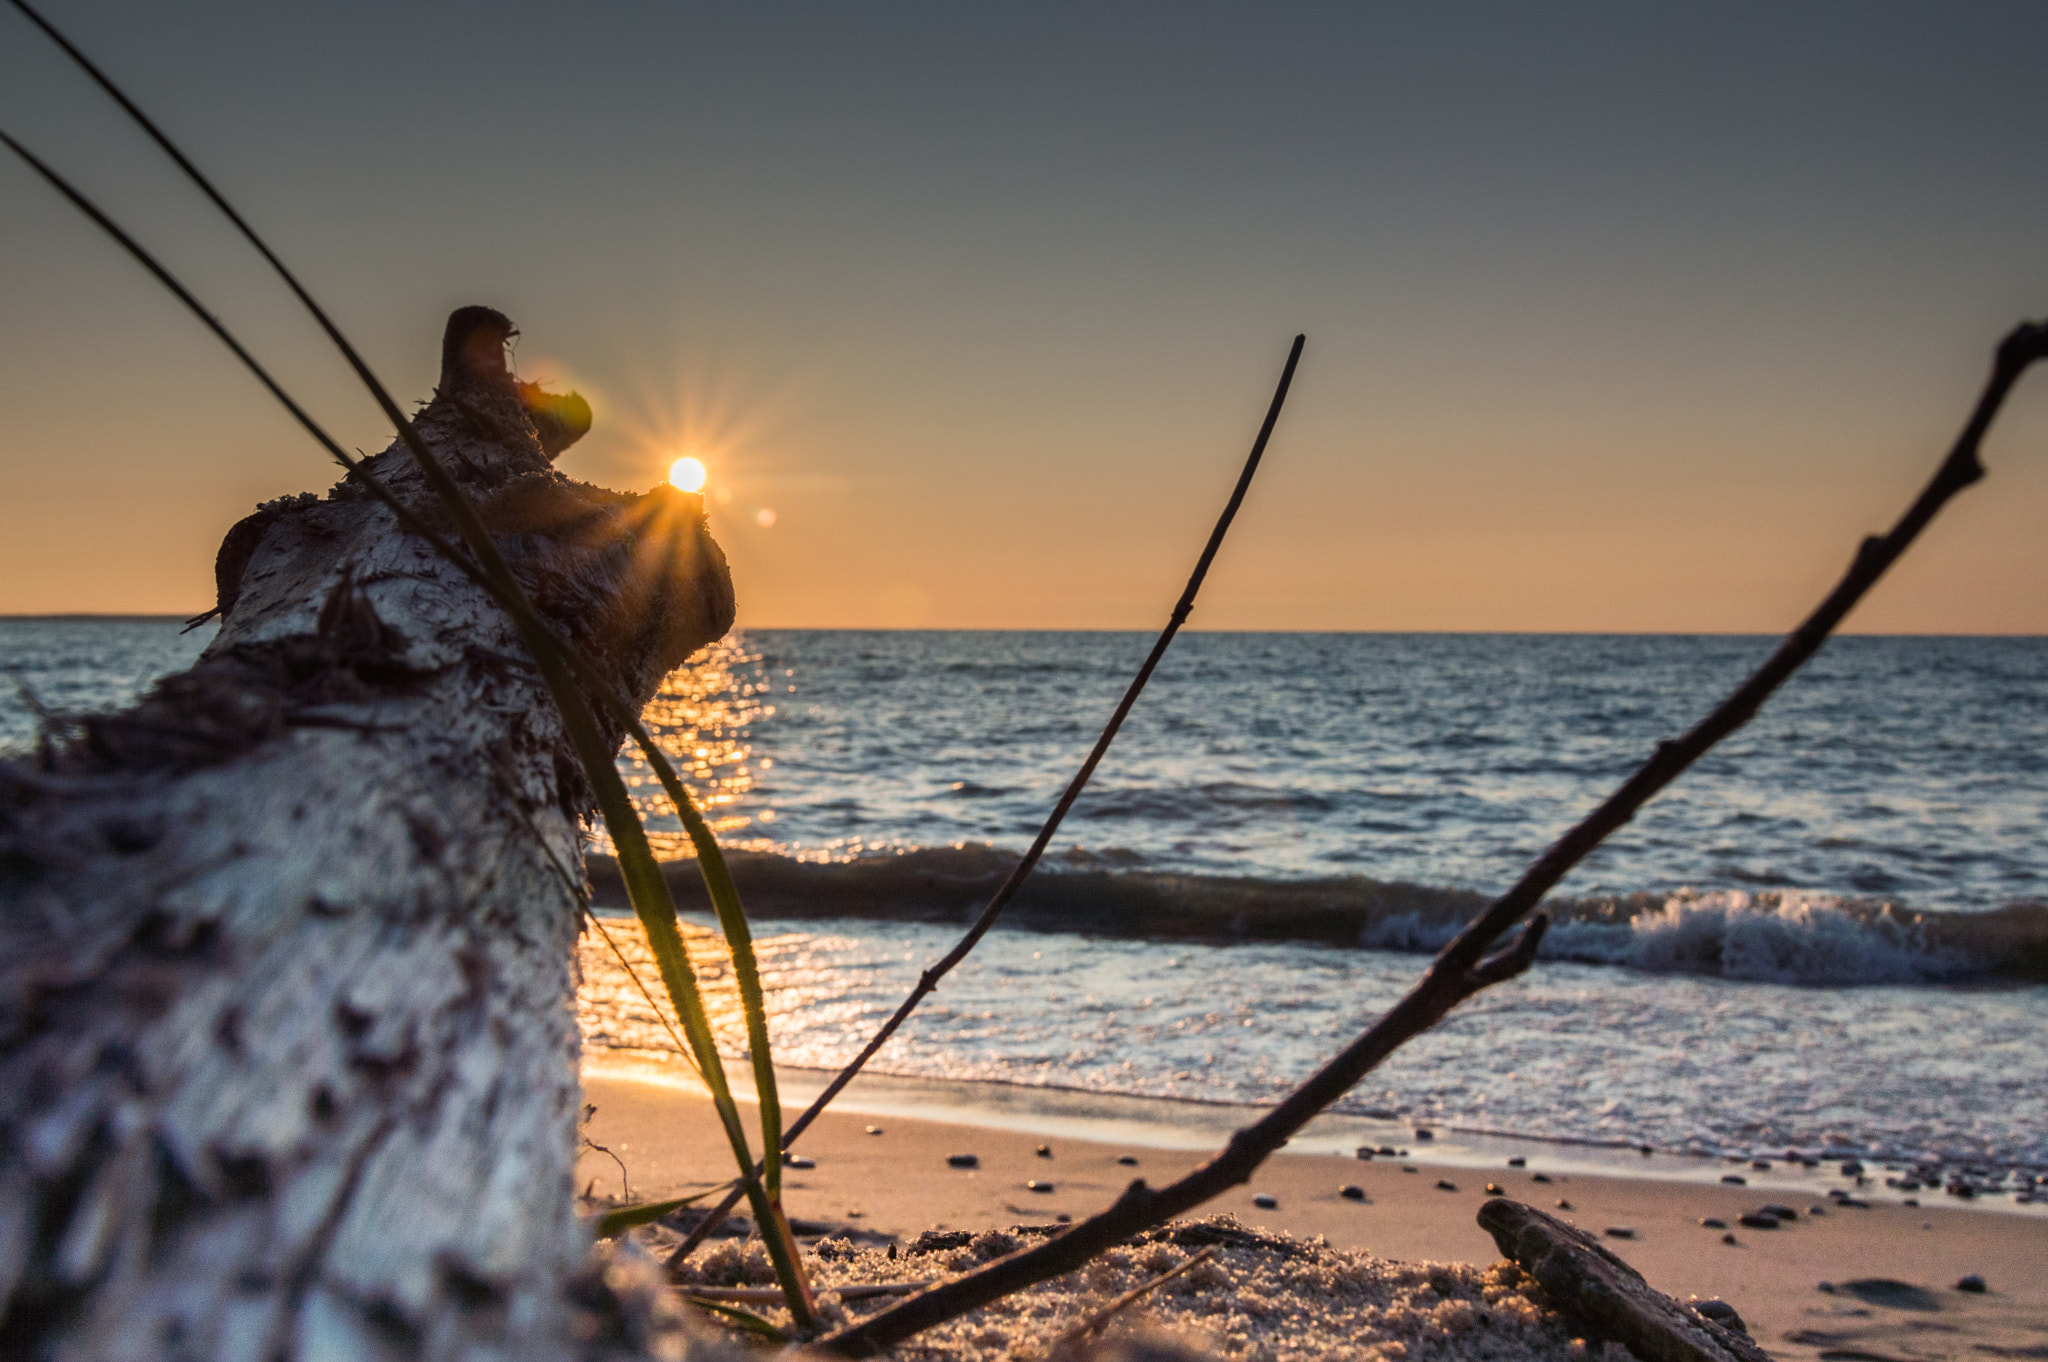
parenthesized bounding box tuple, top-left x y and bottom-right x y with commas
(668, 456, 707, 492)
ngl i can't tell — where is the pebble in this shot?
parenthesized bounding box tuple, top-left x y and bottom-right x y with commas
(1116, 1155, 1138, 1166)
(1700, 1217, 1727, 1229)
(1957, 1275, 1987, 1294)
(1055, 1213, 1071, 1223)
(1751, 1160, 1772, 1171)
(1903, 1198, 1919, 1207)
(1355, 1147, 1376, 1160)
(1507, 1157, 1527, 1167)
(1435, 1180, 1458, 1192)
(1035, 1145, 1052, 1159)
(1721, 1175, 1748, 1186)
(1027, 1180, 1054, 1193)
(1556, 1199, 1574, 1211)
(783, 1154, 816, 1170)
(1722, 1233, 1739, 1244)
(1340, 1185, 1366, 1201)
(1808, 1205, 1827, 1216)
(1605, 1227, 1636, 1239)
(1415, 1128, 1435, 1140)
(947, 1154, 979, 1169)
(1402, 1166, 1419, 1174)
(1532, 1173, 1553, 1184)
(1758, 1204, 1797, 1220)
(864, 1125, 884, 1136)
(1840, 1161, 1864, 1176)
(1738, 1213, 1780, 1230)
(1379, 1146, 1398, 1156)
(1254, 1194, 1279, 1209)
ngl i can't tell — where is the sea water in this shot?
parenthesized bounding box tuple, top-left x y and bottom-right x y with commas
(8, 622, 2045, 1178)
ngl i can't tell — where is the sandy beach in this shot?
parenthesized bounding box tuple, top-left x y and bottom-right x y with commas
(580, 1072, 2048, 1360)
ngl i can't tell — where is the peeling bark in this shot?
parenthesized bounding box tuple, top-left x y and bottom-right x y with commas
(0, 307, 733, 1361)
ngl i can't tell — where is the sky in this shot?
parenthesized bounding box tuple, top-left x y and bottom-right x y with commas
(2, 1, 2045, 631)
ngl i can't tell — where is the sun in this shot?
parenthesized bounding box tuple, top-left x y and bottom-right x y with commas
(668, 456, 707, 492)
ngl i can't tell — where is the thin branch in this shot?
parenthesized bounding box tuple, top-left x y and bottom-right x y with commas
(666, 334, 1304, 1269)
(1050, 1246, 1215, 1354)
(821, 321, 2048, 1355)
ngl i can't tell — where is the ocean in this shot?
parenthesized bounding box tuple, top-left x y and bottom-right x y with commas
(7, 620, 2045, 1185)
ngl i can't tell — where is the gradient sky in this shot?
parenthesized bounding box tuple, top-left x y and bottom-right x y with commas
(3, 1, 2044, 630)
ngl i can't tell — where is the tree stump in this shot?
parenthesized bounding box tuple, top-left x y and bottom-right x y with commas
(0, 307, 734, 1360)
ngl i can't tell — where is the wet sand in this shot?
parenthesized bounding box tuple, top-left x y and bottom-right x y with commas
(580, 1072, 2048, 1361)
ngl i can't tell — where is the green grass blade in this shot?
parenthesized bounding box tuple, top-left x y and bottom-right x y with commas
(638, 737, 784, 1197)
(683, 1299, 794, 1341)
(591, 1185, 732, 1238)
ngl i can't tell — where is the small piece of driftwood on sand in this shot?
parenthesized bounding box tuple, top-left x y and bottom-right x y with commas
(1478, 1198, 1771, 1362)
(0, 309, 733, 1359)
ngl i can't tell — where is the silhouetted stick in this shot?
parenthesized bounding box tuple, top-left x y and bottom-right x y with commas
(822, 321, 2048, 1355)
(665, 334, 1303, 1269)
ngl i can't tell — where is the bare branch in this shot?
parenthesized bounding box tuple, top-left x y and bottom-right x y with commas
(821, 321, 2047, 1355)
(668, 334, 1306, 1268)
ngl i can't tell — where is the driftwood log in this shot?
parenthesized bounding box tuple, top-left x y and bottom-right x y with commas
(0, 308, 733, 1360)
(1478, 1199, 1770, 1362)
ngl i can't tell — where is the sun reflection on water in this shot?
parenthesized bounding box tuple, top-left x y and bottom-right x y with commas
(600, 633, 778, 860)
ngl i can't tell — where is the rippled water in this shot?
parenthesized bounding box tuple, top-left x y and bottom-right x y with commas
(625, 631, 2048, 913)
(580, 913, 2048, 1174)
(9, 621, 2045, 1172)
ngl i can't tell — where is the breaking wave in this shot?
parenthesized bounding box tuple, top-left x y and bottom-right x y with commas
(587, 844, 2048, 985)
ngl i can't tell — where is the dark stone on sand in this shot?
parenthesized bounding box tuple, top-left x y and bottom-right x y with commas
(1700, 1218, 1726, 1229)
(1380, 1146, 1398, 1155)
(1415, 1128, 1435, 1140)
(782, 1153, 816, 1169)
(1556, 1199, 1574, 1210)
(1808, 1204, 1826, 1215)
(1356, 1147, 1376, 1160)
(1903, 1198, 1919, 1207)
(1055, 1213, 1071, 1222)
(1751, 1160, 1772, 1171)
(1722, 1233, 1738, 1244)
(1253, 1194, 1279, 1209)
(1402, 1166, 1419, 1174)
(1487, 1183, 1504, 1194)
(1690, 1299, 1747, 1334)
(1436, 1180, 1459, 1192)
(1721, 1175, 1748, 1185)
(1509, 1156, 1527, 1167)
(1605, 1227, 1636, 1239)
(1957, 1275, 1987, 1294)
(1758, 1204, 1797, 1220)
(1026, 1180, 1053, 1193)
(1533, 1173, 1554, 1183)
(1826, 1279, 1940, 1311)
(1035, 1145, 1051, 1158)
(1341, 1185, 1366, 1201)
(1116, 1155, 1138, 1166)
(1737, 1214, 1780, 1230)
(1837, 1196, 1871, 1208)
(1840, 1161, 1864, 1176)
(946, 1153, 979, 1169)
(864, 1125, 884, 1135)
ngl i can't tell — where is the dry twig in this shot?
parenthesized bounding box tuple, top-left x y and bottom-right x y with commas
(821, 320, 2048, 1355)
(667, 334, 1305, 1268)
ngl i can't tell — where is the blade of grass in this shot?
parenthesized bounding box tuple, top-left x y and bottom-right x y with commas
(0, 119, 815, 1326)
(9, 0, 804, 1266)
(592, 1185, 732, 1239)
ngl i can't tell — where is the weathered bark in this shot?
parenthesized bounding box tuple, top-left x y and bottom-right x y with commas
(0, 308, 734, 1361)
(1477, 1199, 1771, 1362)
